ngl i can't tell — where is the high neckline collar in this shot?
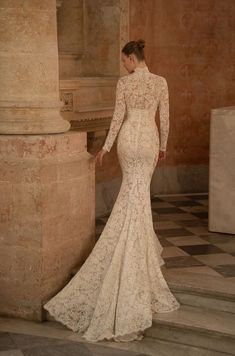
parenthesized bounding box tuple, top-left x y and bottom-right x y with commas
(134, 66, 149, 73)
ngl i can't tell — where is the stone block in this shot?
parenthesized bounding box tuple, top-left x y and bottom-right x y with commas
(0, 132, 95, 320)
(209, 106, 235, 234)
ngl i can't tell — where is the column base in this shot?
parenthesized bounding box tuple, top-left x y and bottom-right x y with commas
(0, 132, 95, 320)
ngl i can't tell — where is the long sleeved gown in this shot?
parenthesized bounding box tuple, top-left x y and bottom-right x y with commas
(44, 65, 180, 342)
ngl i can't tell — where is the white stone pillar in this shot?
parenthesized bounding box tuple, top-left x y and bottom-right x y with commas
(0, 0, 70, 134)
(209, 106, 235, 234)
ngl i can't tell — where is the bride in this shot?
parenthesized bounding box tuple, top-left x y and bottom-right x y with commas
(44, 39, 180, 342)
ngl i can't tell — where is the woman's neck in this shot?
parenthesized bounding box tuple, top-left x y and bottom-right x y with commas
(135, 61, 146, 69)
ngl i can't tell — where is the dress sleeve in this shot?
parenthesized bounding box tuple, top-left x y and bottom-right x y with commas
(102, 78, 126, 152)
(159, 77, 170, 151)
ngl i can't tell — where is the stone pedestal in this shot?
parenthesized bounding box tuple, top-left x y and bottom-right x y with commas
(0, 132, 95, 320)
(209, 106, 235, 234)
(0, 0, 70, 134)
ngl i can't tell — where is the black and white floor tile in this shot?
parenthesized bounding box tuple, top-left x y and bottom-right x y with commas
(96, 194, 235, 280)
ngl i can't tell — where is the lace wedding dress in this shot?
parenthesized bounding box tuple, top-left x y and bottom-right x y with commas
(44, 66, 180, 342)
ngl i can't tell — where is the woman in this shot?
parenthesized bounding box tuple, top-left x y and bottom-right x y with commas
(44, 39, 180, 342)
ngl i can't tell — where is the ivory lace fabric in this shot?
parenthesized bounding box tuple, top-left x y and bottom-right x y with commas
(44, 66, 180, 342)
(102, 65, 169, 152)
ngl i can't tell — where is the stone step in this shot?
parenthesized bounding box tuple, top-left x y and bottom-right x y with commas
(70, 267, 235, 315)
(71, 267, 235, 314)
(102, 334, 231, 356)
(45, 268, 235, 354)
(146, 304, 235, 355)
(42, 316, 234, 356)
(162, 268, 235, 314)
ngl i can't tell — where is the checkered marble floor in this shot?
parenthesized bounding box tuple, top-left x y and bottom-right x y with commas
(96, 194, 235, 281)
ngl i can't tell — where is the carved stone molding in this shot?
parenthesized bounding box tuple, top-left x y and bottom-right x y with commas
(71, 117, 112, 132)
(60, 92, 73, 112)
(59, 76, 118, 131)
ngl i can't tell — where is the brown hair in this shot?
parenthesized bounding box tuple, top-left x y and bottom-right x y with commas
(122, 39, 145, 61)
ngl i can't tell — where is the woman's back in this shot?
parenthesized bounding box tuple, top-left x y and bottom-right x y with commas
(103, 66, 169, 153)
(122, 66, 166, 112)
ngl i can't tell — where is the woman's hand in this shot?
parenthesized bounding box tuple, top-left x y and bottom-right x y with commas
(94, 148, 108, 167)
(158, 150, 166, 161)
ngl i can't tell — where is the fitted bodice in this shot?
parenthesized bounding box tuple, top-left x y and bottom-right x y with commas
(124, 67, 159, 112)
(102, 66, 170, 152)
(126, 108, 156, 125)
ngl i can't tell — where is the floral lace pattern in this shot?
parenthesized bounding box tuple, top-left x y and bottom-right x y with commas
(44, 66, 180, 343)
(103, 66, 169, 152)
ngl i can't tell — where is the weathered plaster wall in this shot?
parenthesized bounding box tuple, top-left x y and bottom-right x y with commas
(130, 0, 235, 166)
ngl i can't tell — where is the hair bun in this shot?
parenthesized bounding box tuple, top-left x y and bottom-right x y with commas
(122, 40, 145, 60)
(136, 39, 145, 49)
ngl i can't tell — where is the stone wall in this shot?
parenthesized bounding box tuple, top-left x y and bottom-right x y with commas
(130, 0, 235, 188)
(58, 0, 121, 78)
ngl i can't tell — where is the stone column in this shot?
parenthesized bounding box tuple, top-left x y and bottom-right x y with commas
(0, 0, 95, 320)
(0, 0, 70, 134)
